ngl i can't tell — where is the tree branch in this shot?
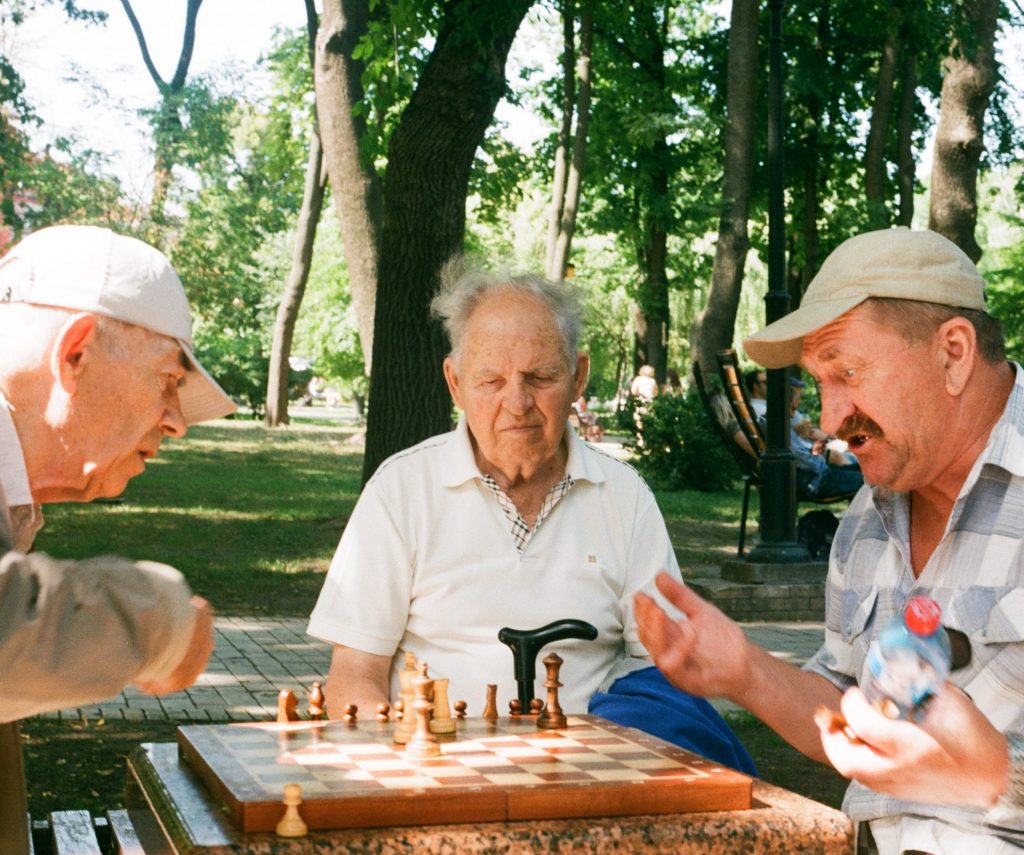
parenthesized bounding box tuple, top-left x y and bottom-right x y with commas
(119, 0, 167, 91)
(169, 0, 204, 91)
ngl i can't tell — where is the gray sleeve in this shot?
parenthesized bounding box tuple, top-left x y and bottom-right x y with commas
(0, 548, 196, 723)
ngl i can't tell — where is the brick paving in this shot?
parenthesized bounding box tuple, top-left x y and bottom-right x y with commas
(38, 616, 823, 722)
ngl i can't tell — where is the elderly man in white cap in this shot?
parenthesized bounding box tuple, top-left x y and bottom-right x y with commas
(635, 228, 1024, 853)
(0, 225, 236, 854)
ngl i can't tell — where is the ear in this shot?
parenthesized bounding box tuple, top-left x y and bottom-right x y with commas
(442, 356, 463, 409)
(50, 313, 98, 395)
(572, 352, 590, 400)
(936, 316, 976, 397)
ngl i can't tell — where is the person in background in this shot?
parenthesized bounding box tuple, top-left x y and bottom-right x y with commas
(0, 225, 237, 855)
(629, 364, 659, 401)
(743, 368, 768, 419)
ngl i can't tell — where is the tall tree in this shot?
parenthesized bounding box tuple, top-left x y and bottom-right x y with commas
(266, 0, 326, 427)
(314, 0, 385, 373)
(928, 0, 1000, 262)
(864, 18, 900, 228)
(360, 0, 534, 481)
(120, 0, 204, 225)
(544, 0, 593, 282)
(688, 0, 758, 380)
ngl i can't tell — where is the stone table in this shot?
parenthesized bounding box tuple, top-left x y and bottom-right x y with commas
(125, 742, 854, 854)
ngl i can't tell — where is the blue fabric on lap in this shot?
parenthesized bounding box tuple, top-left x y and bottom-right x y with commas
(587, 666, 758, 776)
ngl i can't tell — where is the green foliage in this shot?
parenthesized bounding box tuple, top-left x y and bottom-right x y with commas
(631, 391, 736, 492)
(167, 32, 313, 415)
(291, 202, 366, 389)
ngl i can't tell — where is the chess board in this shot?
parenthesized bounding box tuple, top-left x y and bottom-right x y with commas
(177, 714, 752, 833)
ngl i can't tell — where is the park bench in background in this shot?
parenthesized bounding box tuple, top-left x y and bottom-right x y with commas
(693, 350, 856, 558)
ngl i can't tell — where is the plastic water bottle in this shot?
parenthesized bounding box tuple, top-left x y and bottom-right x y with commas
(863, 596, 952, 722)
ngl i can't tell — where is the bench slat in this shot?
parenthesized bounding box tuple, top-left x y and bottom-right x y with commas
(48, 810, 101, 855)
(106, 809, 146, 855)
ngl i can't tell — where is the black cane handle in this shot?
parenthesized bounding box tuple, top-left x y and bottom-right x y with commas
(498, 619, 599, 710)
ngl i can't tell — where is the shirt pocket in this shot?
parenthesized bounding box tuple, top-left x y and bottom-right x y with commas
(839, 586, 878, 645)
(971, 588, 1024, 645)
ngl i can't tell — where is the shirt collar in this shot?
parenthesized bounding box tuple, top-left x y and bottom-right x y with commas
(441, 416, 606, 488)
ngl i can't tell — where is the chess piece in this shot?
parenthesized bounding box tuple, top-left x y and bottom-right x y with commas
(509, 698, 523, 716)
(343, 704, 358, 724)
(482, 683, 499, 720)
(429, 677, 456, 735)
(530, 697, 544, 715)
(276, 689, 299, 723)
(376, 701, 391, 723)
(454, 700, 468, 719)
(308, 682, 325, 720)
(537, 652, 568, 729)
(275, 782, 308, 838)
(394, 699, 404, 720)
(393, 653, 420, 744)
(406, 663, 441, 758)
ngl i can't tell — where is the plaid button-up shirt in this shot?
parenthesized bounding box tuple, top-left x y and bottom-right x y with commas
(806, 363, 1024, 850)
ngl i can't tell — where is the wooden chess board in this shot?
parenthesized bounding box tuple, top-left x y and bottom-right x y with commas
(177, 714, 752, 833)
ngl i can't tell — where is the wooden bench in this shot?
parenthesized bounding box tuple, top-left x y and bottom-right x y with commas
(693, 351, 856, 557)
(29, 809, 147, 855)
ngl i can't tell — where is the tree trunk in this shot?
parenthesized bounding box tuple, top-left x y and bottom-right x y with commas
(689, 0, 758, 381)
(927, 0, 999, 263)
(548, 0, 592, 281)
(266, 0, 325, 429)
(265, 134, 326, 427)
(361, 0, 533, 483)
(865, 26, 899, 229)
(895, 48, 917, 226)
(120, 0, 203, 225)
(544, 0, 575, 280)
(315, 0, 384, 373)
(640, 158, 669, 384)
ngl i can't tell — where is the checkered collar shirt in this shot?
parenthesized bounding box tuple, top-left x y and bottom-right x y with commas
(443, 417, 596, 554)
(805, 362, 1024, 849)
(479, 471, 575, 554)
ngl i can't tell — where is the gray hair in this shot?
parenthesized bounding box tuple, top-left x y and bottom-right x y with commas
(431, 264, 583, 368)
(865, 297, 1005, 365)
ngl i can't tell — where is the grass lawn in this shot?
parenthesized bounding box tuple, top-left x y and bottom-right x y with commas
(23, 416, 847, 818)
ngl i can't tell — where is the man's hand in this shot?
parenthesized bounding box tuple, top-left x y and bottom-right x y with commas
(634, 572, 753, 701)
(817, 683, 1009, 808)
(135, 596, 215, 695)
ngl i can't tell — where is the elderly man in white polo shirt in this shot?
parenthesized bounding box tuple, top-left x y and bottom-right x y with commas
(0, 225, 236, 855)
(308, 269, 755, 773)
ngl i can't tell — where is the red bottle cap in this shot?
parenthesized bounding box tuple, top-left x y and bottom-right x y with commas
(904, 596, 942, 635)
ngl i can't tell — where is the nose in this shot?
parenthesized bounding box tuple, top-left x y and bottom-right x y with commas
(818, 384, 853, 435)
(162, 390, 188, 438)
(503, 377, 534, 416)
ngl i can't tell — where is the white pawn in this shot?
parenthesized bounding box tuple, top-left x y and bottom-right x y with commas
(429, 677, 456, 735)
(276, 782, 308, 838)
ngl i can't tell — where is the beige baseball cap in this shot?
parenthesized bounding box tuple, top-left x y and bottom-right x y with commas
(0, 224, 237, 423)
(743, 228, 987, 368)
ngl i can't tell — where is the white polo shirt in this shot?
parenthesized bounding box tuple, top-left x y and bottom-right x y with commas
(0, 392, 41, 550)
(308, 419, 680, 713)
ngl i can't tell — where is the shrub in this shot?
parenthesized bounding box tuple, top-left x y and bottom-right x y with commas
(632, 392, 736, 492)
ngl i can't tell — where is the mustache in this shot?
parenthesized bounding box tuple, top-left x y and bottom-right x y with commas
(836, 413, 883, 441)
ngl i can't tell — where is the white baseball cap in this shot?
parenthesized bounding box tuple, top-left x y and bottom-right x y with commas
(743, 228, 987, 368)
(0, 224, 237, 423)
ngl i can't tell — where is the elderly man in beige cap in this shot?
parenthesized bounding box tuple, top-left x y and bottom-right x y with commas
(0, 225, 236, 854)
(635, 228, 1024, 853)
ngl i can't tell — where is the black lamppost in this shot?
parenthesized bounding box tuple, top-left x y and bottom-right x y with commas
(746, 0, 810, 564)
